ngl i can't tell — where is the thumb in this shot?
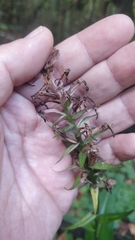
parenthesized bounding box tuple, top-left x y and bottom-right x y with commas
(0, 26, 53, 106)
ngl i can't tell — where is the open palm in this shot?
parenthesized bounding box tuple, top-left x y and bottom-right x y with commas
(1, 89, 76, 240)
(1, 15, 135, 240)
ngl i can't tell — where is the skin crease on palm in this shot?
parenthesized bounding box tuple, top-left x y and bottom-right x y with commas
(0, 14, 135, 240)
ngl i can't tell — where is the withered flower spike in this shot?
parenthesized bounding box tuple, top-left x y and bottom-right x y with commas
(38, 110, 46, 122)
(54, 68, 71, 87)
(92, 106, 98, 119)
(76, 79, 89, 92)
(68, 79, 88, 96)
(41, 48, 60, 74)
(88, 153, 97, 166)
(102, 123, 115, 137)
(59, 130, 78, 144)
(79, 123, 92, 137)
(30, 48, 116, 196)
(80, 172, 88, 183)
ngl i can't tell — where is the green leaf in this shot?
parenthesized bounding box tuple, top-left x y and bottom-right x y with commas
(90, 187, 99, 214)
(98, 209, 134, 224)
(97, 222, 114, 240)
(72, 109, 86, 119)
(65, 232, 74, 240)
(90, 162, 122, 171)
(63, 99, 71, 111)
(62, 123, 74, 132)
(53, 131, 61, 138)
(97, 190, 116, 240)
(84, 129, 107, 145)
(64, 212, 97, 230)
(65, 175, 81, 190)
(51, 164, 78, 173)
(87, 168, 97, 185)
(98, 190, 111, 215)
(56, 143, 79, 163)
(77, 114, 96, 127)
(78, 152, 87, 169)
(52, 114, 66, 126)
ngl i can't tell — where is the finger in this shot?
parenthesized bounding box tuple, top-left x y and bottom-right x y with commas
(98, 133, 135, 164)
(15, 15, 134, 106)
(82, 41, 135, 105)
(0, 26, 53, 106)
(56, 14, 134, 81)
(89, 87, 135, 139)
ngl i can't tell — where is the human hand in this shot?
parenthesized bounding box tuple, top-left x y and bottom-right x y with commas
(0, 14, 135, 240)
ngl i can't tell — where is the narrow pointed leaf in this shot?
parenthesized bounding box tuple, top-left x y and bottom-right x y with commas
(62, 123, 74, 132)
(77, 114, 97, 127)
(84, 129, 107, 145)
(65, 175, 81, 190)
(78, 152, 87, 169)
(98, 209, 134, 224)
(83, 135, 94, 145)
(56, 143, 79, 163)
(90, 187, 99, 214)
(53, 131, 61, 138)
(63, 99, 71, 111)
(51, 164, 78, 173)
(65, 212, 97, 230)
(72, 109, 86, 119)
(52, 114, 66, 126)
(45, 108, 66, 116)
(90, 162, 122, 171)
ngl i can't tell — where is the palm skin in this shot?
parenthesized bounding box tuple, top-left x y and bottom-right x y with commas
(1, 14, 135, 240)
(1, 91, 76, 240)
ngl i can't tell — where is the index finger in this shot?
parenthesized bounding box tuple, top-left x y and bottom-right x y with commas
(56, 14, 134, 81)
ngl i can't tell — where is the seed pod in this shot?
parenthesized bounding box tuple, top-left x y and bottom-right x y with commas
(63, 131, 78, 144)
(104, 179, 117, 192)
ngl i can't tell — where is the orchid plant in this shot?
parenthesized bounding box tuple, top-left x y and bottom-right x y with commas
(31, 48, 119, 214)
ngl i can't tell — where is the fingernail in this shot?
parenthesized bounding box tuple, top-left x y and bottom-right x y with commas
(25, 26, 43, 38)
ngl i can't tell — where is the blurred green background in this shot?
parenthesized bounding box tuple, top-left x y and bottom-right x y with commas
(1, 0, 135, 239)
(55, 161, 135, 240)
(0, 0, 134, 44)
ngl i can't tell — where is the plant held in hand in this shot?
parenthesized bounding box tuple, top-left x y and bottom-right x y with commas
(31, 48, 118, 213)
